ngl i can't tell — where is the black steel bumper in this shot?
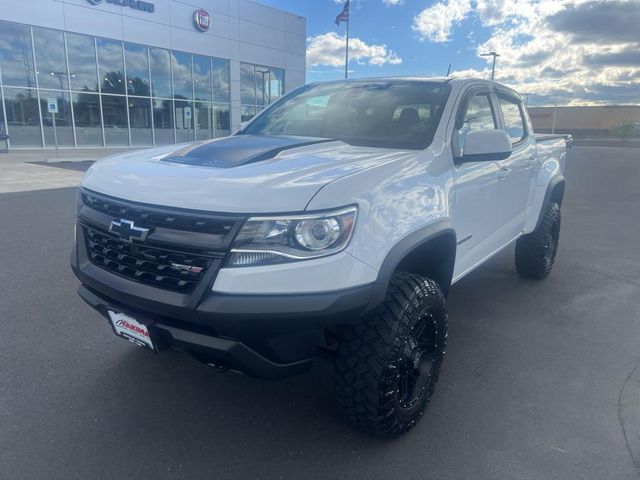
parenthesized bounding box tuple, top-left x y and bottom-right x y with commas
(72, 226, 384, 379)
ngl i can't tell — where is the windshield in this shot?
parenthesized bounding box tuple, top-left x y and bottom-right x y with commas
(241, 81, 450, 149)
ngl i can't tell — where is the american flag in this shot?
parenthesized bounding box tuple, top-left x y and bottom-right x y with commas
(335, 0, 350, 26)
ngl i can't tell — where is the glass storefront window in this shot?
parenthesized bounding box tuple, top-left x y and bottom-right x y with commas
(270, 68, 284, 101)
(0, 91, 5, 136)
(172, 51, 192, 100)
(129, 97, 152, 146)
(212, 58, 229, 103)
(241, 105, 255, 123)
(40, 90, 73, 146)
(240, 63, 255, 106)
(124, 43, 150, 97)
(214, 103, 230, 137)
(240, 63, 284, 122)
(101, 95, 128, 146)
(153, 98, 174, 144)
(255, 66, 270, 107)
(33, 28, 69, 91)
(193, 55, 211, 102)
(3, 88, 41, 146)
(149, 48, 172, 99)
(97, 38, 125, 95)
(73, 92, 102, 146)
(66, 33, 98, 93)
(175, 99, 194, 142)
(194, 102, 213, 141)
(0, 22, 36, 88)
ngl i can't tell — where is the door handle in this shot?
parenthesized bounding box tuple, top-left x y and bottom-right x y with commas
(498, 166, 510, 180)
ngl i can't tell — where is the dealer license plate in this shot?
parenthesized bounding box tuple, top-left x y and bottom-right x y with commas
(108, 310, 155, 351)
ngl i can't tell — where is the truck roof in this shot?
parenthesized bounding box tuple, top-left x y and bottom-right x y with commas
(306, 76, 521, 98)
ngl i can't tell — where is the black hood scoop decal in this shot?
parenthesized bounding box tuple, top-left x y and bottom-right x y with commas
(162, 135, 334, 168)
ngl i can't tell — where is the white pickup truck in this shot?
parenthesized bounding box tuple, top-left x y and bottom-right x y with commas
(72, 77, 571, 437)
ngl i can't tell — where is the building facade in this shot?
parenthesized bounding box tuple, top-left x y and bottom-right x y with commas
(0, 0, 306, 149)
(528, 105, 640, 138)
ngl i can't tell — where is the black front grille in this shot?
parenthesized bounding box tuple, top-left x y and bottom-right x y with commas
(84, 227, 215, 293)
(81, 191, 236, 235)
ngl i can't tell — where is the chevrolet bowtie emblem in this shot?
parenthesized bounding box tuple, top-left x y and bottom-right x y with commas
(109, 219, 151, 243)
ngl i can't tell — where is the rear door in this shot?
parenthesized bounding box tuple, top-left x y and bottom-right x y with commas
(493, 91, 537, 241)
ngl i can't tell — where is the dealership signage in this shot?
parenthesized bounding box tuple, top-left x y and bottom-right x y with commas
(87, 0, 155, 13)
(194, 9, 211, 32)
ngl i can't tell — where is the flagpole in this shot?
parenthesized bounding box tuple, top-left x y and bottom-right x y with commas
(344, 17, 349, 79)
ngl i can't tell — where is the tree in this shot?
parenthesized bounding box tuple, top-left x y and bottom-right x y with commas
(611, 121, 637, 142)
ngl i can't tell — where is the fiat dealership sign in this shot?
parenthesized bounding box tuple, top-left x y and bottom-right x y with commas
(194, 9, 211, 32)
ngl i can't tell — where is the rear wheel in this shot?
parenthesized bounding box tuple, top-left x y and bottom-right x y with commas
(515, 202, 561, 279)
(334, 273, 447, 438)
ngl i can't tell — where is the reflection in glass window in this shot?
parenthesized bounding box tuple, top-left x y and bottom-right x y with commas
(270, 68, 284, 101)
(102, 95, 128, 146)
(40, 90, 74, 146)
(212, 58, 229, 103)
(195, 102, 213, 141)
(129, 97, 152, 146)
(193, 55, 211, 102)
(3, 88, 41, 146)
(0, 22, 36, 88)
(153, 98, 174, 144)
(255, 66, 270, 106)
(175, 99, 194, 142)
(458, 94, 496, 152)
(240, 63, 255, 105)
(499, 96, 526, 144)
(73, 92, 102, 146)
(124, 43, 150, 97)
(66, 33, 98, 92)
(214, 104, 230, 137)
(33, 28, 68, 90)
(149, 48, 172, 98)
(241, 105, 256, 123)
(0, 91, 5, 135)
(97, 38, 125, 95)
(172, 51, 192, 100)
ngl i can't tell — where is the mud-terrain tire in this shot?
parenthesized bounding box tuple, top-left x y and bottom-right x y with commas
(515, 202, 561, 279)
(334, 273, 448, 438)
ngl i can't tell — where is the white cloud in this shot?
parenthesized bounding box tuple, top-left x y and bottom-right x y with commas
(412, 0, 472, 42)
(307, 32, 402, 67)
(383, 0, 404, 6)
(420, 0, 640, 105)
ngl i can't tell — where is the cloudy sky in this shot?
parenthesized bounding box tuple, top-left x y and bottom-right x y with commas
(259, 0, 640, 106)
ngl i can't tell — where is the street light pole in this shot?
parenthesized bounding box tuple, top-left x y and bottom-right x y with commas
(480, 52, 500, 81)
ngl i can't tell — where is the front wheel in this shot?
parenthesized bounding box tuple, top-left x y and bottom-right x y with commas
(515, 202, 561, 279)
(334, 273, 448, 438)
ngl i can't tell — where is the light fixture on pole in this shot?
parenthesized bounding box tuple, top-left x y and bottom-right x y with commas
(480, 51, 500, 81)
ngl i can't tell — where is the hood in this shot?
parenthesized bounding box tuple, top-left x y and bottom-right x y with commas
(81, 135, 417, 213)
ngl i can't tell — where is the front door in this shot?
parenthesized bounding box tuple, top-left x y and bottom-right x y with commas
(451, 88, 503, 279)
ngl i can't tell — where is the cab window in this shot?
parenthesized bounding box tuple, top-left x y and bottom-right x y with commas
(498, 96, 526, 144)
(457, 93, 497, 153)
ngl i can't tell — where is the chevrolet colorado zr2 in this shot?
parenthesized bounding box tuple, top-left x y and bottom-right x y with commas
(71, 77, 571, 437)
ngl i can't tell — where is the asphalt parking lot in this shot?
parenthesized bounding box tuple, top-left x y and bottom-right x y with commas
(1, 146, 639, 480)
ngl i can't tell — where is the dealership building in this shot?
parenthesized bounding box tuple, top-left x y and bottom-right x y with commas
(0, 0, 306, 149)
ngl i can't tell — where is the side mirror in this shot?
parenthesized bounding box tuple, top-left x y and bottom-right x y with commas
(459, 129, 512, 163)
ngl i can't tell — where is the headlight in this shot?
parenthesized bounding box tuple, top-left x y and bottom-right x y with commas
(227, 206, 357, 267)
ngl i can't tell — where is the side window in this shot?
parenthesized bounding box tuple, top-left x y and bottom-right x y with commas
(458, 94, 497, 153)
(499, 96, 526, 144)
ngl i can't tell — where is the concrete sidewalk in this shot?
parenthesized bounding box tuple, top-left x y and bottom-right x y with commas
(0, 147, 137, 194)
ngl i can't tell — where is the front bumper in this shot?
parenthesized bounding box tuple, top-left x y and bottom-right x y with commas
(72, 226, 384, 379)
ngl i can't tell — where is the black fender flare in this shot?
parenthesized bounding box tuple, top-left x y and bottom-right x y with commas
(365, 219, 456, 310)
(535, 175, 565, 230)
